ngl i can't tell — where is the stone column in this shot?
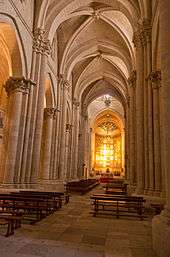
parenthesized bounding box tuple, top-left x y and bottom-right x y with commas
(70, 100, 80, 179)
(149, 71, 162, 196)
(133, 29, 145, 194)
(143, 20, 154, 195)
(58, 76, 69, 179)
(64, 124, 72, 179)
(124, 106, 130, 181)
(22, 28, 51, 185)
(15, 80, 36, 185)
(88, 127, 93, 174)
(152, 1, 170, 256)
(52, 108, 61, 180)
(41, 108, 55, 181)
(30, 35, 51, 184)
(128, 71, 136, 187)
(3, 77, 31, 184)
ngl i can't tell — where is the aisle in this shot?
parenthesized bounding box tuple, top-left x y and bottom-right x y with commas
(0, 186, 157, 257)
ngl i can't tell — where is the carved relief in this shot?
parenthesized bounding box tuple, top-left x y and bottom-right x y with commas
(133, 19, 152, 48)
(149, 71, 161, 89)
(33, 28, 52, 55)
(44, 108, 56, 119)
(58, 74, 70, 89)
(4, 77, 34, 96)
(66, 123, 72, 132)
(128, 70, 137, 88)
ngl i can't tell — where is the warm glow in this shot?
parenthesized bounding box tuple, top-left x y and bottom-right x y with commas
(94, 134, 122, 172)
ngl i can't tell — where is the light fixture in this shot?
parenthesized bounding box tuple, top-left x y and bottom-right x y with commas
(104, 95, 112, 107)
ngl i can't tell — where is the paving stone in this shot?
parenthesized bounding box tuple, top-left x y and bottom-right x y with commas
(82, 234, 106, 246)
(0, 188, 158, 257)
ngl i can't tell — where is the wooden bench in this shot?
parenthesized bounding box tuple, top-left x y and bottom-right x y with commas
(0, 194, 60, 223)
(66, 179, 99, 194)
(19, 190, 70, 205)
(0, 213, 23, 237)
(90, 194, 145, 220)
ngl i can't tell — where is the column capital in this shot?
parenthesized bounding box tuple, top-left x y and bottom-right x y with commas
(128, 70, 137, 88)
(133, 19, 152, 48)
(44, 107, 56, 119)
(33, 28, 52, 56)
(149, 70, 161, 89)
(4, 77, 35, 96)
(73, 99, 80, 108)
(58, 74, 70, 89)
(66, 123, 72, 132)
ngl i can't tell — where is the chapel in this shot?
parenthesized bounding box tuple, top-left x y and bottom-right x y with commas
(0, 1, 170, 257)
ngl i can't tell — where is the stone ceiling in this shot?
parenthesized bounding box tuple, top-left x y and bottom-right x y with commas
(35, 0, 148, 120)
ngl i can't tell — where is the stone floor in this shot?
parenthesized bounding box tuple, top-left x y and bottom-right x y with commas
(0, 186, 158, 257)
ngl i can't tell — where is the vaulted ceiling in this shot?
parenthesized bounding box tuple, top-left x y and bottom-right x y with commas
(35, 0, 150, 121)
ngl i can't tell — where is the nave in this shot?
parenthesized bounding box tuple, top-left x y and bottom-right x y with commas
(0, 186, 157, 257)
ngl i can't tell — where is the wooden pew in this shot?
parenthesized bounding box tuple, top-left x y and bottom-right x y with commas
(19, 190, 70, 205)
(66, 179, 99, 194)
(0, 212, 23, 237)
(0, 194, 60, 223)
(90, 194, 145, 220)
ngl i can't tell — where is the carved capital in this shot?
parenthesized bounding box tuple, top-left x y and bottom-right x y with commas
(59, 74, 70, 89)
(33, 28, 51, 56)
(133, 31, 142, 48)
(4, 77, 34, 96)
(73, 99, 80, 108)
(44, 108, 56, 119)
(66, 123, 72, 132)
(149, 71, 161, 89)
(128, 70, 137, 88)
(43, 39, 52, 56)
(133, 19, 152, 48)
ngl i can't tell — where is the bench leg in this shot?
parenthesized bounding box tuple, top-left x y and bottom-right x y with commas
(5, 220, 14, 237)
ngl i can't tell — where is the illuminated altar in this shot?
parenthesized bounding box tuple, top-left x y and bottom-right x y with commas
(94, 133, 122, 173)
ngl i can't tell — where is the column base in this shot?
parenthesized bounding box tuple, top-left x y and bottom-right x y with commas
(146, 188, 155, 196)
(152, 190, 161, 197)
(144, 188, 150, 195)
(38, 179, 65, 191)
(135, 187, 144, 195)
(152, 211, 170, 257)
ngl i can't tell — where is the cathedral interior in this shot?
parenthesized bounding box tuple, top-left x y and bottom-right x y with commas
(0, 1, 170, 257)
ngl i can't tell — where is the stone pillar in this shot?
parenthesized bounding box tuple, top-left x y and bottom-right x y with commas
(78, 113, 88, 178)
(133, 30, 145, 194)
(128, 71, 136, 187)
(143, 20, 154, 195)
(15, 80, 36, 185)
(64, 124, 72, 179)
(30, 33, 51, 184)
(149, 71, 162, 195)
(88, 127, 93, 174)
(41, 108, 55, 181)
(152, 1, 170, 256)
(22, 28, 51, 185)
(70, 100, 80, 179)
(124, 106, 130, 181)
(58, 75, 69, 179)
(52, 108, 61, 180)
(3, 77, 31, 184)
